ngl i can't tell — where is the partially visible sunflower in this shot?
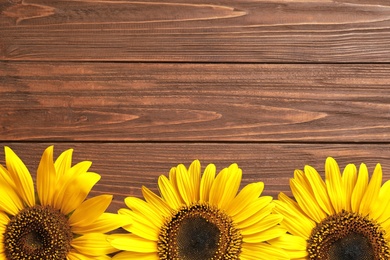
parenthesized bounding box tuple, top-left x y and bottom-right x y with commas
(272, 157, 390, 260)
(109, 160, 288, 259)
(0, 146, 129, 260)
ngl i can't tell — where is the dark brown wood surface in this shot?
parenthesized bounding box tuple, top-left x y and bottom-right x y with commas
(1, 0, 390, 213)
(2, 0, 390, 62)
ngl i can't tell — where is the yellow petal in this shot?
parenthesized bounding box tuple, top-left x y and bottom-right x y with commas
(268, 234, 308, 259)
(125, 197, 163, 228)
(71, 213, 131, 234)
(233, 196, 273, 223)
(236, 203, 274, 229)
(294, 169, 312, 192)
(118, 209, 160, 241)
(4, 146, 35, 207)
(118, 208, 155, 230)
(273, 199, 314, 239)
(176, 164, 192, 206)
(68, 160, 93, 177)
(53, 161, 93, 210)
(341, 164, 357, 212)
(290, 178, 327, 223)
(71, 233, 117, 256)
(242, 226, 287, 243)
(54, 148, 73, 179)
(157, 175, 181, 210)
(67, 251, 89, 260)
(268, 233, 307, 251)
(0, 165, 17, 189)
(277, 192, 306, 218)
(325, 157, 344, 213)
(142, 186, 171, 216)
(36, 146, 56, 206)
(112, 251, 158, 260)
(372, 180, 390, 222)
(305, 165, 333, 215)
(108, 234, 157, 252)
(226, 182, 264, 216)
(0, 212, 9, 226)
(241, 243, 289, 260)
(199, 163, 216, 202)
(0, 168, 24, 215)
(240, 214, 283, 236)
(0, 184, 23, 215)
(218, 164, 242, 211)
(351, 163, 369, 213)
(209, 167, 229, 207)
(59, 172, 101, 215)
(69, 195, 112, 227)
(360, 163, 382, 216)
(188, 160, 201, 201)
(67, 251, 111, 260)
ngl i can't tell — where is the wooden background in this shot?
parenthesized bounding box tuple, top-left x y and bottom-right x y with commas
(1, 0, 390, 213)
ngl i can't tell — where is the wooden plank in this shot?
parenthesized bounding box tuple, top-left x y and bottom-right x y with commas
(1, 62, 390, 142)
(2, 0, 390, 62)
(0, 142, 389, 212)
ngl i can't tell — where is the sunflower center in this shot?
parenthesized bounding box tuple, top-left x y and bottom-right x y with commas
(4, 205, 73, 260)
(157, 203, 242, 260)
(307, 210, 390, 260)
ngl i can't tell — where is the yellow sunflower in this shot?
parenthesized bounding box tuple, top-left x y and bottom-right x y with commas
(272, 157, 390, 259)
(109, 160, 288, 260)
(0, 146, 129, 260)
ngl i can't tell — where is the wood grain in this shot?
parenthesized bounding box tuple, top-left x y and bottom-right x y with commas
(1, 62, 390, 142)
(2, 0, 390, 62)
(1, 142, 389, 212)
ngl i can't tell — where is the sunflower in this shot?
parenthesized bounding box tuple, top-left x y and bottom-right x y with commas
(109, 160, 289, 259)
(272, 157, 390, 260)
(0, 146, 129, 260)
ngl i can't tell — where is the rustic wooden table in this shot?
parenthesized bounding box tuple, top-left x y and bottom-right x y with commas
(1, 0, 390, 212)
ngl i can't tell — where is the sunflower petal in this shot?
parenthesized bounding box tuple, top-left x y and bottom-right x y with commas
(241, 243, 289, 260)
(125, 197, 163, 228)
(108, 234, 158, 252)
(233, 196, 273, 223)
(54, 148, 73, 179)
(53, 161, 93, 210)
(67, 251, 111, 260)
(242, 226, 287, 243)
(305, 165, 333, 215)
(176, 164, 192, 206)
(59, 172, 101, 215)
(158, 175, 182, 210)
(351, 163, 369, 213)
(71, 233, 117, 256)
(69, 195, 112, 227)
(226, 182, 264, 216)
(218, 164, 242, 211)
(341, 163, 357, 212)
(112, 251, 158, 260)
(71, 213, 131, 234)
(209, 167, 229, 207)
(274, 199, 315, 239)
(372, 180, 390, 222)
(36, 146, 57, 206)
(360, 163, 382, 215)
(142, 186, 171, 216)
(325, 157, 344, 213)
(240, 214, 283, 236)
(290, 178, 327, 223)
(4, 146, 35, 207)
(268, 234, 308, 259)
(188, 160, 201, 202)
(199, 163, 216, 202)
